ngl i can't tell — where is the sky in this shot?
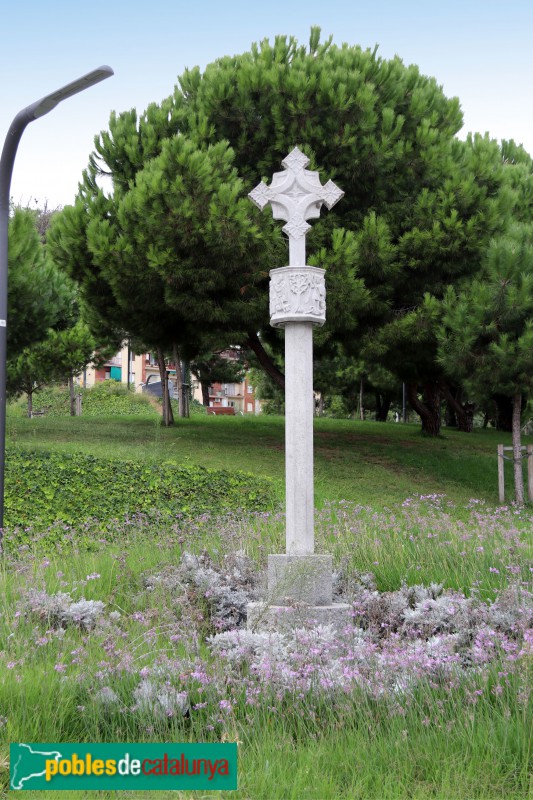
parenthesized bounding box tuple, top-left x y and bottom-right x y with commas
(1, 0, 532, 210)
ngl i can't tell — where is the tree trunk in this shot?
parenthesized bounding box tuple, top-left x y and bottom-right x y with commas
(167, 382, 174, 425)
(173, 344, 186, 418)
(27, 390, 33, 418)
(493, 394, 513, 432)
(444, 399, 457, 428)
(245, 331, 285, 391)
(69, 374, 76, 416)
(512, 392, 524, 505)
(126, 342, 131, 390)
(459, 403, 475, 433)
(359, 377, 365, 421)
(407, 381, 442, 436)
(201, 380, 210, 407)
(156, 348, 174, 427)
(316, 393, 325, 417)
(156, 349, 167, 425)
(375, 392, 392, 422)
(442, 385, 474, 433)
(182, 363, 190, 418)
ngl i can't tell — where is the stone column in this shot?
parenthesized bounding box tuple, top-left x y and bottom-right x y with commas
(246, 148, 351, 631)
(285, 321, 314, 554)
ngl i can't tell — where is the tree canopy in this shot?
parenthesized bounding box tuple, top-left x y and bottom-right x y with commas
(438, 222, 533, 500)
(8, 208, 73, 359)
(49, 30, 512, 433)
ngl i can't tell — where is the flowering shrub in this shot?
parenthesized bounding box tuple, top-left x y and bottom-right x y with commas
(135, 544, 533, 703)
(132, 679, 189, 719)
(24, 589, 105, 629)
(141, 549, 261, 633)
(208, 624, 463, 696)
(206, 583, 531, 697)
(1, 494, 531, 800)
(94, 686, 120, 706)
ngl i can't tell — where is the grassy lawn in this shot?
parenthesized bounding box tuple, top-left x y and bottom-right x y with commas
(1, 409, 531, 799)
(6, 411, 528, 508)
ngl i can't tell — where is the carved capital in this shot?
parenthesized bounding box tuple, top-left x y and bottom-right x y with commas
(269, 266, 326, 328)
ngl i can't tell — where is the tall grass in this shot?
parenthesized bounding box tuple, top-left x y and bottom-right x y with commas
(1, 415, 531, 798)
(1, 501, 531, 798)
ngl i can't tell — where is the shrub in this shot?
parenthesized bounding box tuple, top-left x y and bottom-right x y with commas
(11, 382, 157, 418)
(5, 447, 277, 531)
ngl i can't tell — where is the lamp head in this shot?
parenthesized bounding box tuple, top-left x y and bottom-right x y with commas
(32, 66, 114, 119)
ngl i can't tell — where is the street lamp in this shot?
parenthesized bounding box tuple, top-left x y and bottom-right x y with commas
(0, 65, 114, 537)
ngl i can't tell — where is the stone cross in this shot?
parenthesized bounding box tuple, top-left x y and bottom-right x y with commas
(249, 148, 343, 555)
(249, 147, 343, 267)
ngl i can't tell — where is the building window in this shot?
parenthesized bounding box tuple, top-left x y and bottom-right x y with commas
(247, 402, 253, 412)
(247, 385, 253, 394)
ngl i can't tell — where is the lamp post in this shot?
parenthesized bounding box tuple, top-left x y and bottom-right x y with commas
(0, 65, 114, 537)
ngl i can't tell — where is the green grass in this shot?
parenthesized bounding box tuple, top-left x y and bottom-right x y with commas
(6, 411, 531, 509)
(1, 410, 531, 799)
(1, 514, 530, 800)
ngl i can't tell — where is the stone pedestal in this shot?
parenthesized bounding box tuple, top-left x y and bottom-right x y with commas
(247, 554, 351, 632)
(268, 554, 333, 604)
(247, 601, 352, 633)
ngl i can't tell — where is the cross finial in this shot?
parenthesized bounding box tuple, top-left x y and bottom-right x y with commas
(249, 147, 344, 265)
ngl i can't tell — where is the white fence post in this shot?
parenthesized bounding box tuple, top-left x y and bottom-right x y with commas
(497, 444, 505, 503)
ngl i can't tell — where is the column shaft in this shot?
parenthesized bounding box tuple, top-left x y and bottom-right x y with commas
(284, 321, 315, 554)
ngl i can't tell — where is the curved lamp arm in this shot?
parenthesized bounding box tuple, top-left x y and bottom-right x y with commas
(0, 65, 113, 536)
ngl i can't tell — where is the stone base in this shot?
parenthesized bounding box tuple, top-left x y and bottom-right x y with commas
(246, 601, 352, 633)
(246, 553, 350, 633)
(266, 554, 333, 606)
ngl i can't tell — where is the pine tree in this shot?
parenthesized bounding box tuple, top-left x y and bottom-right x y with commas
(438, 223, 533, 503)
(8, 208, 72, 359)
(190, 349, 246, 407)
(49, 31, 507, 434)
(7, 321, 97, 417)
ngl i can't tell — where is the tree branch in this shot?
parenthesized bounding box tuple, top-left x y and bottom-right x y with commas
(245, 331, 285, 391)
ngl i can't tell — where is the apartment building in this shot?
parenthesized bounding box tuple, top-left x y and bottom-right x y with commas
(206, 374, 261, 414)
(81, 345, 261, 414)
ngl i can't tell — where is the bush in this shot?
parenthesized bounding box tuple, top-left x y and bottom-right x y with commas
(80, 381, 157, 416)
(5, 446, 277, 531)
(10, 382, 157, 418)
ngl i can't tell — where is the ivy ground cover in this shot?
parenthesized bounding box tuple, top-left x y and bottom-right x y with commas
(4, 446, 276, 534)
